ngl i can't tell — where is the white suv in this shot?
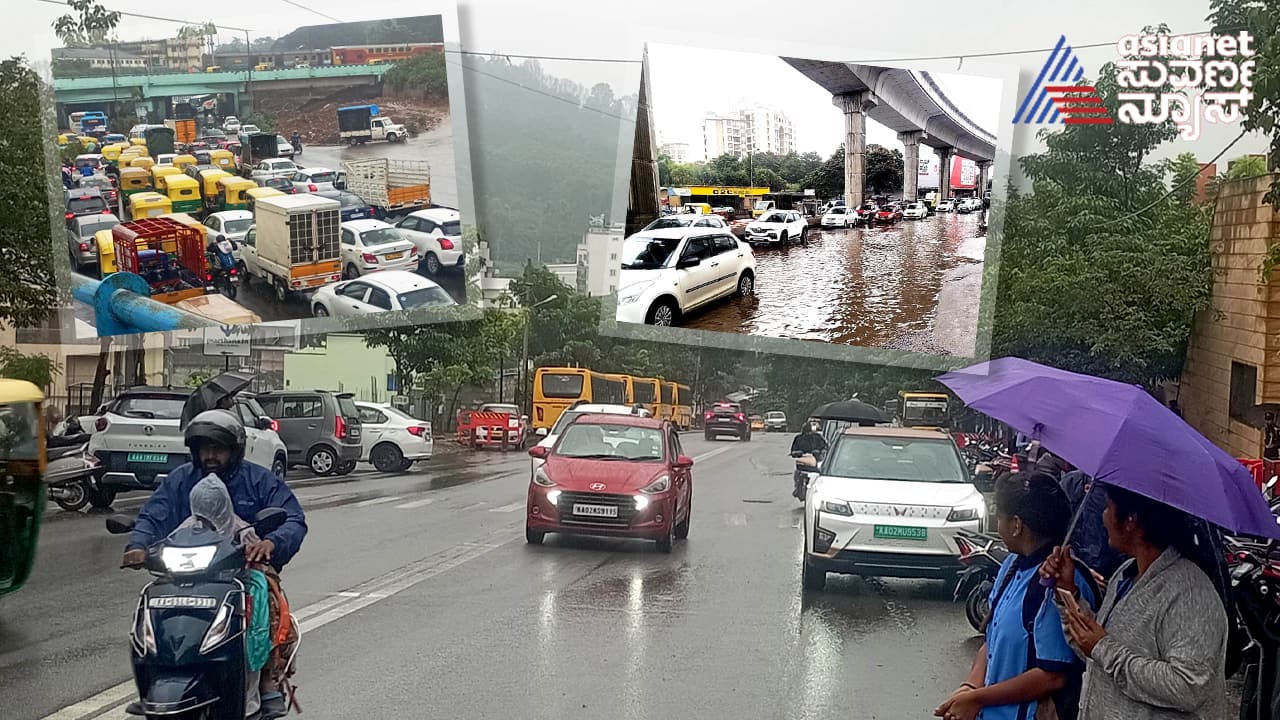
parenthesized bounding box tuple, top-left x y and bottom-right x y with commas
(616, 227, 757, 327)
(394, 207, 464, 276)
(530, 402, 652, 475)
(801, 426, 984, 591)
(745, 209, 807, 245)
(355, 401, 433, 472)
(903, 202, 929, 220)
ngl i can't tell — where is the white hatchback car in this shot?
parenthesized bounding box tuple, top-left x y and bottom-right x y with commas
(203, 211, 253, 261)
(801, 426, 984, 591)
(355, 401, 433, 472)
(821, 206, 854, 227)
(312, 270, 455, 318)
(615, 227, 757, 327)
(290, 167, 338, 194)
(530, 402, 652, 475)
(903, 202, 929, 220)
(394, 207, 464, 276)
(340, 219, 420, 278)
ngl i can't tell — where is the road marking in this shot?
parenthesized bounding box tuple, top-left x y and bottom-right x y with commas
(394, 497, 435, 509)
(455, 501, 486, 511)
(353, 495, 402, 508)
(693, 446, 733, 463)
(488, 501, 525, 513)
(42, 530, 519, 720)
(777, 516, 803, 529)
(725, 513, 748, 526)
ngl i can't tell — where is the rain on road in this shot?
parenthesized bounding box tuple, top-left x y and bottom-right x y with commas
(7, 433, 980, 720)
(684, 211, 987, 352)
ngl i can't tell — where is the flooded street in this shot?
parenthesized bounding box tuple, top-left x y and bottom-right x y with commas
(684, 211, 986, 353)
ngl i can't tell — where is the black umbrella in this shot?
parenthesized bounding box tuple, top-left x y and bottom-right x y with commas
(810, 399, 886, 425)
(180, 371, 256, 428)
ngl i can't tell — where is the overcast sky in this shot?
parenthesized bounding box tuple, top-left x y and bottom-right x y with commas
(648, 43, 1002, 161)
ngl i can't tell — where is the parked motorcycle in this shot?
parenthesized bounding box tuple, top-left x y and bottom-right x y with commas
(791, 449, 823, 502)
(106, 508, 300, 720)
(954, 529, 1009, 632)
(1227, 538, 1280, 720)
(46, 441, 100, 512)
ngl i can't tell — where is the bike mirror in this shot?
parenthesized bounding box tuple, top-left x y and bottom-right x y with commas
(105, 515, 136, 534)
(253, 507, 288, 535)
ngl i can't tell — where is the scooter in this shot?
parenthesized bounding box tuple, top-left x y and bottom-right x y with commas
(106, 508, 301, 720)
(46, 442, 101, 512)
(954, 529, 1009, 632)
(791, 449, 823, 503)
(1227, 539, 1280, 720)
(206, 238, 241, 300)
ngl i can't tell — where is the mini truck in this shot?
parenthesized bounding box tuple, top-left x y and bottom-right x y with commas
(340, 158, 432, 215)
(112, 217, 211, 304)
(337, 104, 407, 145)
(241, 193, 342, 302)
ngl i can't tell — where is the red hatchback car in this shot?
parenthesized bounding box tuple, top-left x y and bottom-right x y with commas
(526, 414, 694, 552)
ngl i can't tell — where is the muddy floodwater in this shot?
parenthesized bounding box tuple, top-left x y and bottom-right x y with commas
(682, 211, 987, 350)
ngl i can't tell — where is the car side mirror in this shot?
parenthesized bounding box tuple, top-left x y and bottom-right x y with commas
(256, 416, 273, 430)
(253, 507, 289, 536)
(528, 445, 549, 459)
(677, 256, 700, 269)
(536, 428, 548, 437)
(674, 455, 694, 468)
(105, 515, 136, 534)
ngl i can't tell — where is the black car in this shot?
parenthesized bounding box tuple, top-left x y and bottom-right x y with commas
(314, 190, 381, 222)
(704, 401, 752, 442)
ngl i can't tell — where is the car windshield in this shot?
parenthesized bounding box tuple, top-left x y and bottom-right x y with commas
(766, 412, 785, 420)
(398, 286, 456, 309)
(549, 411, 583, 436)
(825, 435, 968, 483)
(222, 218, 253, 234)
(555, 423, 665, 461)
(337, 396, 360, 419)
(359, 227, 406, 246)
(760, 212, 787, 223)
(78, 177, 111, 190)
(620, 235, 679, 270)
(643, 216, 694, 230)
(440, 220, 462, 236)
(828, 208, 845, 214)
(112, 395, 186, 419)
(335, 193, 366, 208)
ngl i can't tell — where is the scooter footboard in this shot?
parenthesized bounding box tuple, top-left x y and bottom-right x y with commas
(138, 672, 221, 716)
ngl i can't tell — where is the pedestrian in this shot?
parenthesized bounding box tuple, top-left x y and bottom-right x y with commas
(1057, 471, 1126, 581)
(1042, 484, 1229, 720)
(936, 471, 1098, 720)
(1264, 412, 1279, 462)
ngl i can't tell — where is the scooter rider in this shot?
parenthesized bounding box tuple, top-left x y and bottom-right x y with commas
(122, 409, 306, 717)
(791, 420, 828, 457)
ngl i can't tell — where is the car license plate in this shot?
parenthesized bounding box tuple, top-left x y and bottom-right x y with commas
(874, 525, 927, 541)
(385, 252, 403, 260)
(127, 452, 169, 464)
(573, 503, 618, 518)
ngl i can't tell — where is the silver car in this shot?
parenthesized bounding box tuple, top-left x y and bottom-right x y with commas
(289, 167, 338, 194)
(66, 213, 121, 270)
(250, 158, 299, 182)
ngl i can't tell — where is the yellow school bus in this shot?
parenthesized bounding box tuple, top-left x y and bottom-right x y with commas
(531, 367, 627, 431)
(897, 391, 952, 429)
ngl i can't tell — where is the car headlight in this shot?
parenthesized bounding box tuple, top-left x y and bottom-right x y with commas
(533, 467, 556, 487)
(618, 281, 653, 305)
(819, 499, 852, 516)
(640, 475, 670, 494)
(160, 545, 217, 573)
(635, 495, 650, 511)
(947, 501, 985, 523)
(546, 489, 562, 505)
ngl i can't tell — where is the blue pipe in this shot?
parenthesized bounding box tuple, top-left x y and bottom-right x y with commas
(71, 272, 221, 335)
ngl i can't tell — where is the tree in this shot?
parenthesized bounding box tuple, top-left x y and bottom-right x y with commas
(0, 348, 59, 390)
(801, 146, 846, 199)
(1210, 0, 1280, 204)
(1169, 152, 1204, 204)
(1227, 154, 1268, 180)
(865, 145, 904, 196)
(992, 29, 1213, 387)
(52, 0, 120, 48)
(383, 51, 448, 99)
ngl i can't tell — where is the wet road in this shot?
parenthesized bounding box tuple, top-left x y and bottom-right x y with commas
(685, 211, 986, 350)
(8, 433, 984, 720)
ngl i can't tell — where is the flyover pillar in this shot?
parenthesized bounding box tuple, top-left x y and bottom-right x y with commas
(936, 147, 955, 200)
(834, 91, 874, 209)
(897, 131, 924, 201)
(978, 161, 992, 196)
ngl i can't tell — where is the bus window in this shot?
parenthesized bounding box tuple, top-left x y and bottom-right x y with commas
(540, 372, 584, 399)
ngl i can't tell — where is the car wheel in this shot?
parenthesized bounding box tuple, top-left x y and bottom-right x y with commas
(802, 555, 827, 591)
(271, 454, 287, 482)
(737, 272, 754, 298)
(799, 227, 808, 244)
(274, 279, 290, 303)
(779, 231, 788, 245)
(704, 430, 714, 441)
(742, 430, 752, 442)
(965, 579, 993, 632)
(422, 252, 442, 276)
(308, 446, 337, 475)
(334, 460, 357, 476)
(371, 443, 406, 473)
(526, 525, 545, 545)
(396, 457, 415, 472)
(655, 516, 675, 553)
(343, 264, 359, 280)
(314, 304, 329, 317)
(646, 299, 678, 326)
(675, 501, 691, 540)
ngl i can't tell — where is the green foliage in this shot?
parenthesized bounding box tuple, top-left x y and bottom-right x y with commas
(658, 150, 828, 193)
(1227, 154, 1268, 179)
(800, 146, 846, 199)
(1169, 152, 1204, 204)
(0, 347, 60, 389)
(991, 33, 1213, 386)
(1210, 0, 1279, 204)
(382, 51, 448, 99)
(753, 358, 939, 423)
(243, 111, 276, 134)
(865, 145, 904, 196)
(52, 0, 120, 47)
(0, 58, 60, 327)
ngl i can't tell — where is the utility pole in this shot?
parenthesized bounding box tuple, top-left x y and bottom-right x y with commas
(519, 294, 558, 415)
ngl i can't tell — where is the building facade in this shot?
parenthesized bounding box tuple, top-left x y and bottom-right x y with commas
(701, 104, 795, 161)
(702, 113, 747, 162)
(52, 47, 146, 70)
(114, 36, 204, 71)
(661, 142, 691, 163)
(576, 225, 626, 297)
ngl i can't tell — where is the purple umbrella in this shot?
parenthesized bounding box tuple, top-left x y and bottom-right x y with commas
(938, 356, 1280, 539)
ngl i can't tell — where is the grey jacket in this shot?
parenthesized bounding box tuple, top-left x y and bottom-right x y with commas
(1054, 547, 1228, 720)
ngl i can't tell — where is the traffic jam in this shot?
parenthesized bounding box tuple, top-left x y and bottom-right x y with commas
(59, 104, 464, 330)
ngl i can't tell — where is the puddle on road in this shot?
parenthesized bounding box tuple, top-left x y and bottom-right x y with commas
(682, 213, 987, 347)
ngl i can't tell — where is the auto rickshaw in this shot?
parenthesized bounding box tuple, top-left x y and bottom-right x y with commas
(197, 169, 233, 212)
(128, 156, 155, 172)
(77, 136, 98, 150)
(163, 174, 202, 214)
(0, 379, 47, 601)
(216, 176, 256, 211)
(172, 154, 198, 171)
(129, 137, 148, 148)
(118, 150, 147, 168)
(244, 186, 285, 213)
(151, 164, 183, 191)
(94, 228, 117, 275)
(129, 191, 173, 220)
(57, 132, 76, 147)
(118, 166, 153, 199)
(101, 143, 125, 166)
(209, 148, 236, 172)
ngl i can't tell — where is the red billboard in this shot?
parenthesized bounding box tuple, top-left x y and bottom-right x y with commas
(950, 157, 980, 190)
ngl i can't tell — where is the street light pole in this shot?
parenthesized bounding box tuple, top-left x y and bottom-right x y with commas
(519, 294, 558, 414)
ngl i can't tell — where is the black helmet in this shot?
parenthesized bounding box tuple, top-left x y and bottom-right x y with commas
(184, 409, 246, 470)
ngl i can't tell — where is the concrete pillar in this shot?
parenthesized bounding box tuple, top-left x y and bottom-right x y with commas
(627, 53, 660, 238)
(897, 131, 924, 202)
(834, 92, 874, 208)
(978, 161, 992, 195)
(936, 147, 955, 200)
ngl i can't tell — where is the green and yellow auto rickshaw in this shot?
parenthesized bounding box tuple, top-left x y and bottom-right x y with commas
(162, 174, 202, 214)
(129, 191, 173, 220)
(0, 379, 46, 600)
(101, 143, 125, 166)
(217, 176, 257, 212)
(244, 186, 285, 213)
(209, 149, 236, 172)
(118, 167, 153, 200)
(172, 154, 198, 172)
(128, 156, 155, 173)
(94, 228, 117, 276)
(197, 168, 234, 213)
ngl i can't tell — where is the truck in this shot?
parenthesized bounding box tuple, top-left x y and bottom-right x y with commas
(240, 194, 342, 302)
(340, 158, 431, 214)
(164, 118, 197, 147)
(337, 104, 407, 145)
(238, 133, 279, 175)
(144, 126, 176, 157)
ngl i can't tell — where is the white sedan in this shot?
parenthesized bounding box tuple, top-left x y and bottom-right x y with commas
(903, 202, 929, 220)
(203, 210, 253, 264)
(744, 209, 807, 245)
(340, 219, 420, 278)
(289, 167, 338, 194)
(821, 206, 855, 227)
(394, 207, 464, 276)
(615, 227, 756, 327)
(355, 401, 433, 472)
(249, 158, 298, 182)
(312, 270, 456, 318)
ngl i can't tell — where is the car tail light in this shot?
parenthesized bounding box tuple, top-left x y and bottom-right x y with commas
(79, 242, 89, 251)
(439, 238, 454, 250)
(704, 411, 713, 420)
(95, 417, 108, 432)
(363, 253, 378, 263)
(205, 273, 213, 282)
(66, 211, 75, 220)
(270, 419, 279, 432)
(291, 280, 301, 287)
(336, 414, 347, 439)
(229, 267, 237, 276)
(407, 426, 426, 437)
(102, 209, 111, 214)
(308, 184, 317, 192)
(736, 413, 745, 422)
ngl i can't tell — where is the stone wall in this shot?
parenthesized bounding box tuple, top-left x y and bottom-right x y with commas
(1182, 174, 1279, 458)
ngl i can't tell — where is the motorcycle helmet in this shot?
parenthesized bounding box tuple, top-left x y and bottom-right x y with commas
(184, 409, 247, 475)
